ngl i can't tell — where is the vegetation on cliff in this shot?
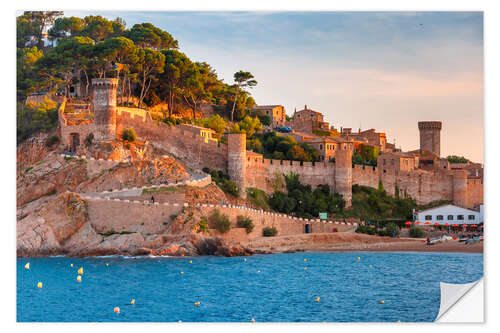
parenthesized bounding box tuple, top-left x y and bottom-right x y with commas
(269, 173, 346, 218)
(338, 183, 415, 221)
(202, 168, 239, 197)
(17, 11, 258, 133)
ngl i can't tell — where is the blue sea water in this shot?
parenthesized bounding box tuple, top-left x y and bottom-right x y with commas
(17, 252, 483, 322)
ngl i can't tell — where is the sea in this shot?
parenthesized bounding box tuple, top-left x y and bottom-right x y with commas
(17, 252, 483, 322)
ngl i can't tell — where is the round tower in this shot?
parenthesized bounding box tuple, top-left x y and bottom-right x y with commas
(92, 78, 118, 141)
(418, 121, 442, 157)
(334, 142, 353, 207)
(227, 133, 247, 199)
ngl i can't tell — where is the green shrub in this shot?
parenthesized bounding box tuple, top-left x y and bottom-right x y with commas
(202, 167, 239, 197)
(385, 222, 400, 237)
(263, 226, 278, 237)
(209, 209, 231, 233)
(196, 217, 210, 233)
(237, 215, 254, 234)
(246, 188, 271, 210)
(220, 179, 239, 197)
(409, 227, 425, 238)
(84, 133, 94, 147)
(122, 127, 137, 142)
(45, 135, 60, 147)
(355, 225, 377, 235)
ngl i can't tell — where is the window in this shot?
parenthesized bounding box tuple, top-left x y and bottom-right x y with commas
(447, 215, 454, 220)
(320, 144, 323, 150)
(383, 159, 386, 165)
(425, 215, 432, 220)
(468, 215, 475, 220)
(437, 215, 444, 220)
(391, 159, 395, 165)
(457, 215, 464, 220)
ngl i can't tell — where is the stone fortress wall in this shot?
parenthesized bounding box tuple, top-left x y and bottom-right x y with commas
(59, 78, 482, 211)
(83, 191, 357, 243)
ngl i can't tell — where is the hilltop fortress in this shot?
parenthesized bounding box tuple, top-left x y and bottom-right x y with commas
(59, 78, 483, 210)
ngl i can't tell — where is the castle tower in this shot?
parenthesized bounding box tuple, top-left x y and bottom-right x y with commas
(334, 142, 353, 207)
(418, 121, 442, 157)
(92, 78, 118, 141)
(228, 133, 247, 199)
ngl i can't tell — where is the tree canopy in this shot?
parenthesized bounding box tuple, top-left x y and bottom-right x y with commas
(16, 11, 261, 143)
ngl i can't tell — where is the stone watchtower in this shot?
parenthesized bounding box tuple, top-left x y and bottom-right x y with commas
(418, 121, 442, 157)
(92, 78, 118, 141)
(334, 142, 353, 207)
(227, 133, 247, 199)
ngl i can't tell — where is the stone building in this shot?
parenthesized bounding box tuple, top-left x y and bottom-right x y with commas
(340, 127, 388, 152)
(302, 136, 351, 162)
(178, 123, 218, 144)
(290, 105, 330, 134)
(252, 105, 286, 128)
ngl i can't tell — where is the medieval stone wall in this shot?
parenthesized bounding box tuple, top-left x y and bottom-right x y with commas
(115, 110, 228, 171)
(352, 164, 379, 188)
(245, 156, 336, 194)
(87, 197, 184, 234)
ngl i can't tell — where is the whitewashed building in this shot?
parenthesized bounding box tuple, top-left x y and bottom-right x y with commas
(414, 204, 484, 225)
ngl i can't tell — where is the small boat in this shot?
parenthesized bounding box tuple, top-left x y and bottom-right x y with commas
(458, 235, 469, 242)
(427, 237, 441, 245)
(465, 236, 480, 245)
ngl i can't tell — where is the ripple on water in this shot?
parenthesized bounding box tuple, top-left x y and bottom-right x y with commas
(17, 252, 483, 322)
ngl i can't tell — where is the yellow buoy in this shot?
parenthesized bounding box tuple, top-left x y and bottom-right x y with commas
(357, 257, 361, 261)
(114, 307, 120, 314)
(25, 263, 30, 270)
(194, 301, 200, 306)
(316, 297, 320, 303)
(304, 267, 308, 271)
(78, 267, 83, 275)
(189, 260, 192, 264)
(131, 299, 135, 305)
(70, 263, 73, 267)
(106, 263, 109, 267)
(180, 271, 184, 275)
(251, 318, 255, 323)
(379, 300, 385, 304)
(76, 275, 82, 283)
(244, 258, 247, 262)
(304, 259, 307, 262)
(37, 282, 43, 289)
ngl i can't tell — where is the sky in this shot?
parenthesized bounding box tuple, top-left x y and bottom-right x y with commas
(66, 11, 484, 162)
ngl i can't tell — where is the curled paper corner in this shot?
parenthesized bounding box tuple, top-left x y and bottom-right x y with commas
(435, 278, 484, 323)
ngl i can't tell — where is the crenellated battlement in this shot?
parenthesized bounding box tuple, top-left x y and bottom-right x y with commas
(91, 78, 119, 88)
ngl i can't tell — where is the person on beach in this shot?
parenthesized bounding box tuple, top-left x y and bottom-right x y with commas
(151, 196, 155, 203)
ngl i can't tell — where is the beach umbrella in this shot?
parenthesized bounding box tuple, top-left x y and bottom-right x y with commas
(424, 222, 431, 225)
(443, 223, 450, 226)
(452, 224, 459, 227)
(470, 224, 477, 227)
(415, 221, 422, 224)
(433, 223, 439, 226)
(405, 221, 412, 228)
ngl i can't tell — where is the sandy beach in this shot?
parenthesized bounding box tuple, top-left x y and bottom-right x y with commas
(246, 233, 483, 254)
